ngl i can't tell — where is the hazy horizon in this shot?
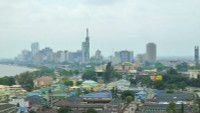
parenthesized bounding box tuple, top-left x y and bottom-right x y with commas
(0, 0, 200, 59)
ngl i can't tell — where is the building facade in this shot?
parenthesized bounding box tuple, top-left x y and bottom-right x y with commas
(34, 76, 53, 88)
(136, 53, 146, 63)
(82, 28, 90, 64)
(195, 46, 199, 64)
(31, 42, 39, 56)
(146, 43, 156, 63)
(115, 50, 134, 63)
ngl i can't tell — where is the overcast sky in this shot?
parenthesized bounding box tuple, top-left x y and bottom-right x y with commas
(0, 0, 200, 59)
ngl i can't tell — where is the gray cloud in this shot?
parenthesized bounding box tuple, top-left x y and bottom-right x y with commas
(0, 0, 200, 58)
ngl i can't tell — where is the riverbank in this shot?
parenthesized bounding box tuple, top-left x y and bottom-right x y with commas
(0, 64, 33, 77)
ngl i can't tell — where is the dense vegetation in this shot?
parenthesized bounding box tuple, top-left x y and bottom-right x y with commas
(136, 67, 200, 90)
(81, 62, 122, 83)
(0, 76, 15, 86)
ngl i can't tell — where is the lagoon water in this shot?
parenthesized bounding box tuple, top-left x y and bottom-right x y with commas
(0, 64, 32, 77)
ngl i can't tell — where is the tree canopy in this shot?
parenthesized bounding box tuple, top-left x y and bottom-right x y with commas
(166, 101, 176, 113)
(82, 68, 97, 81)
(83, 108, 97, 113)
(57, 106, 71, 113)
(121, 90, 135, 100)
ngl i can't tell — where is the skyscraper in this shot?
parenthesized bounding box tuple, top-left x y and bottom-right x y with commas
(82, 28, 90, 63)
(146, 43, 156, 62)
(195, 46, 199, 64)
(31, 42, 39, 56)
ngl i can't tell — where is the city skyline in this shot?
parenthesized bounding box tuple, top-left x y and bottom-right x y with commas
(0, 0, 200, 58)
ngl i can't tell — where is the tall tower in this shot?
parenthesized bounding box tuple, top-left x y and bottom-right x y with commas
(195, 46, 199, 64)
(31, 42, 39, 56)
(146, 43, 156, 62)
(82, 28, 90, 64)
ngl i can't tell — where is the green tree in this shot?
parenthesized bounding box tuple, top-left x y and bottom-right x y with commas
(166, 84, 177, 90)
(82, 68, 97, 81)
(76, 81, 82, 86)
(84, 108, 97, 113)
(15, 72, 34, 92)
(166, 101, 176, 113)
(61, 77, 70, 83)
(136, 67, 143, 72)
(29, 109, 36, 113)
(167, 67, 178, 75)
(76, 88, 82, 96)
(178, 81, 187, 90)
(73, 69, 80, 75)
(111, 87, 118, 99)
(181, 102, 184, 113)
(176, 62, 188, 72)
(112, 70, 122, 80)
(121, 90, 135, 100)
(0, 76, 16, 86)
(84, 90, 90, 94)
(104, 62, 113, 83)
(57, 106, 71, 113)
(196, 98, 200, 113)
(126, 96, 133, 103)
(64, 81, 73, 86)
(153, 80, 165, 90)
(130, 79, 137, 85)
(24, 84, 33, 92)
(58, 69, 70, 76)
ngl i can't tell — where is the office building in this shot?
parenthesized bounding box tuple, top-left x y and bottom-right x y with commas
(136, 53, 146, 63)
(31, 42, 39, 56)
(146, 43, 157, 62)
(82, 28, 90, 64)
(115, 50, 134, 63)
(91, 50, 103, 64)
(195, 46, 199, 64)
(68, 50, 82, 63)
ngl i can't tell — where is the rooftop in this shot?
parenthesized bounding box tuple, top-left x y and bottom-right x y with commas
(35, 76, 53, 81)
(82, 92, 112, 98)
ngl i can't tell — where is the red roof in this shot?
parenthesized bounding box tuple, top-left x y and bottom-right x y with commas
(35, 76, 53, 81)
(69, 78, 79, 81)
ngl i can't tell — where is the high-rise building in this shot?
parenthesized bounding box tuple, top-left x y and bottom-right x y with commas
(146, 43, 156, 62)
(31, 42, 39, 56)
(115, 50, 134, 63)
(82, 28, 90, 64)
(91, 50, 103, 64)
(136, 53, 146, 63)
(195, 46, 199, 64)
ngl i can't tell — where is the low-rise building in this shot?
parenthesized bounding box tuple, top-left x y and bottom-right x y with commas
(182, 69, 200, 79)
(81, 92, 112, 103)
(34, 76, 54, 88)
(0, 103, 17, 113)
(53, 96, 83, 107)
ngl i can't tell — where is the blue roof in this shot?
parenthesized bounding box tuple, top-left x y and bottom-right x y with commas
(16, 107, 28, 110)
(136, 91, 147, 95)
(98, 88, 104, 91)
(82, 92, 112, 98)
(28, 93, 40, 96)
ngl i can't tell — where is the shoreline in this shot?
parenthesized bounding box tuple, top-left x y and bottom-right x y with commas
(0, 64, 33, 77)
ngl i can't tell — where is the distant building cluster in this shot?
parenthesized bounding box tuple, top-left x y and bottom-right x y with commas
(135, 43, 157, 63)
(15, 29, 157, 65)
(15, 29, 104, 65)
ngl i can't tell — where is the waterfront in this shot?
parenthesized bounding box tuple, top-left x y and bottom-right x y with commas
(0, 64, 32, 77)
